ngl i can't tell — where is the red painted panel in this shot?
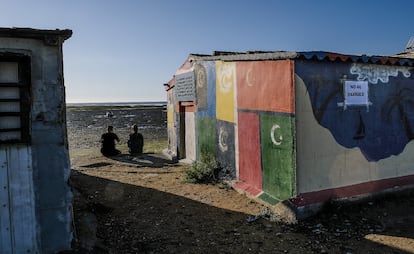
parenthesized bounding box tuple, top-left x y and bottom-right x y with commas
(290, 174, 414, 206)
(234, 181, 261, 196)
(237, 112, 262, 194)
(236, 60, 294, 113)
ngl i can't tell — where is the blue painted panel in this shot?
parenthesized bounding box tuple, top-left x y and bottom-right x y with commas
(196, 61, 216, 118)
(296, 60, 414, 161)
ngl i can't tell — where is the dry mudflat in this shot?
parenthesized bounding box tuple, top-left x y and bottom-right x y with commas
(66, 105, 414, 253)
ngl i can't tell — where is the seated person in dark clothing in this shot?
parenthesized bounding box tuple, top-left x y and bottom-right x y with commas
(127, 124, 144, 155)
(101, 125, 121, 156)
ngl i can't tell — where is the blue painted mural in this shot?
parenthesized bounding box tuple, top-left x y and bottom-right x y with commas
(194, 61, 217, 160)
(195, 61, 216, 118)
(296, 60, 414, 161)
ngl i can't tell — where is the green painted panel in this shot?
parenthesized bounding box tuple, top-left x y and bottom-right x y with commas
(260, 113, 296, 202)
(258, 192, 281, 206)
(196, 117, 216, 158)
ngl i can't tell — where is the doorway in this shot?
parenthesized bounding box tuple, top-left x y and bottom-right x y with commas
(178, 102, 196, 161)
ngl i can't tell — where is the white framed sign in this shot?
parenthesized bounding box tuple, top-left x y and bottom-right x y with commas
(344, 80, 369, 106)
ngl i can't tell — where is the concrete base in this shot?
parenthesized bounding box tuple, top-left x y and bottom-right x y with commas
(232, 180, 414, 223)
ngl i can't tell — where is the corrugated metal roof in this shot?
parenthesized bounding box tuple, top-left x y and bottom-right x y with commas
(298, 51, 414, 66)
(189, 51, 414, 66)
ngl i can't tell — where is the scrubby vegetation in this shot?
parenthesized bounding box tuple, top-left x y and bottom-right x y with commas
(184, 152, 221, 184)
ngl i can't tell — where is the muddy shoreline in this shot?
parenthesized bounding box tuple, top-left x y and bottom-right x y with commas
(66, 105, 167, 151)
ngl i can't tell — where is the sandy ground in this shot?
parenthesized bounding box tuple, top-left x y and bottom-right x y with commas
(65, 106, 414, 254)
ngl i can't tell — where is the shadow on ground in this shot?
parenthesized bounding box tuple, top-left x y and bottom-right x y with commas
(80, 153, 178, 169)
(66, 169, 414, 254)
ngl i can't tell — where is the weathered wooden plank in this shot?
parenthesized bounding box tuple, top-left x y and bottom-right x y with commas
(8, 146, 38, 253)
(0, 148, 12, 253)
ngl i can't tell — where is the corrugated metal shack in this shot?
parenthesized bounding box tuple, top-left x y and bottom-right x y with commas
(165, 50, 414, 219)
(0, 28, 72, 253)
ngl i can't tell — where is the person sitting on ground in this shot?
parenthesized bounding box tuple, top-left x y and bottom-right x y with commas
(127, 124, 144, 155)
(100, 125, 121, 156)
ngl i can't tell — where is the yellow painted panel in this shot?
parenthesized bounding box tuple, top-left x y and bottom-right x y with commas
(167, 106, 173, 128)
(216, 61, 236, 123)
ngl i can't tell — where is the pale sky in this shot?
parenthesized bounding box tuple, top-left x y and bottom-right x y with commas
(1, 0, 413, 103)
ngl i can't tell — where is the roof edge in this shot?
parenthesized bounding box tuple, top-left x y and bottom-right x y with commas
(0, 27, 72, 45)
(189, 51, 298, 61)
(188, 50, 414, 66)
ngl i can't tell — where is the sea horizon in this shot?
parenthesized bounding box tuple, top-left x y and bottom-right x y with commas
(66, 101, 167, 107)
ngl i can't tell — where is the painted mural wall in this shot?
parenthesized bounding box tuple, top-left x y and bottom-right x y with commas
(195, 61, 237, 179)
(195, 61, 216, 158)
(171, 54, 414, 210)
(192, 59, 297, 203)
(215, 61, 237, 178)
(236, 60, 296, 204)
(295, 60, 414, 200)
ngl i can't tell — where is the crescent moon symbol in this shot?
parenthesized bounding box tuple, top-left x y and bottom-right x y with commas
(246, 67, 255, 87)
(270, 124, 283, 146)
(220, 73, 233, 93)
(218, 64, 234, 93)
(197, 71, 204, 88)
(219, 127, 229, 152)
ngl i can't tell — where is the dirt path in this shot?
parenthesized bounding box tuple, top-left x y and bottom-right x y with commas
(65, 106, 414, 253)
(67, 148, 414, 254)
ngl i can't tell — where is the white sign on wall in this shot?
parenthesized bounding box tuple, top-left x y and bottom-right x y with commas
(344, 80, 369, 106)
